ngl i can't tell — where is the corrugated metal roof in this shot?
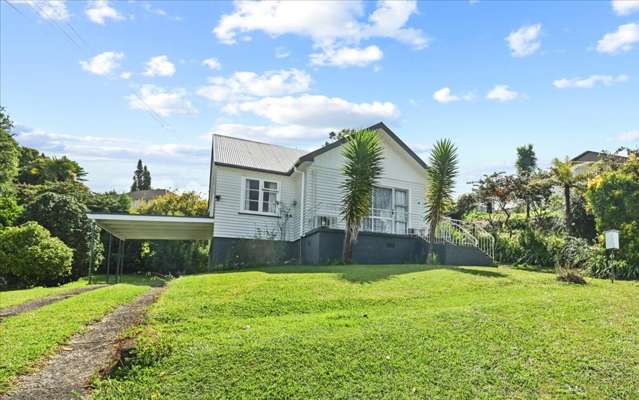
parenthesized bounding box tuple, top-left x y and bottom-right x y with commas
(213, 134, 308, 173)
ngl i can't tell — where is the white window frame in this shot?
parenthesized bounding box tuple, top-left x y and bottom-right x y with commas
(240, 177, 281, 216)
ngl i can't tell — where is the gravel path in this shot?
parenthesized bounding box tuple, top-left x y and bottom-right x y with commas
(0, 285, 108, 319)
(1, 286, 166, 400)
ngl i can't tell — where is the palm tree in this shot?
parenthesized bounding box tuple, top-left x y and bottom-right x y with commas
(425, 139, 459, 263)
(340, 129, 384, 263)
(550, 157, 583, 235)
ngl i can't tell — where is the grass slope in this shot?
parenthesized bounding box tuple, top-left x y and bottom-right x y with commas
(92, 265, 639, 399)
(0, 280, 89, 310)
(0, 282, 153, 393)
(0, 274, 160, 310)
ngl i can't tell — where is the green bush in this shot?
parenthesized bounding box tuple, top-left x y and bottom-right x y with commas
(21, 192, 101, 278)
(0, 222, 73, 287)
(496, 229, 561, 267)
(0, 194, 22, 228)
(586, 155, 639, 279)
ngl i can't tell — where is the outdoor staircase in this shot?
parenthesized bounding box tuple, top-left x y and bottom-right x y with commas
(424, 217, 495, 263)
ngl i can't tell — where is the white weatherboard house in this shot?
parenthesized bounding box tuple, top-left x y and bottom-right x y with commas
(209, 122, 492, 266)
(89, 122, 493, 269)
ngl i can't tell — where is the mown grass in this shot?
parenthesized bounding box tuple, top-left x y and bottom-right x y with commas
(92, 265, 639, 399)
(0, 281, 154, 393)
(0, 274, 163, 310)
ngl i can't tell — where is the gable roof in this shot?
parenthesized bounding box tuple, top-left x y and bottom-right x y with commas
(571, 150, 628, 163)
(213, 134, 307, 174)
(213, 122, 427, 175)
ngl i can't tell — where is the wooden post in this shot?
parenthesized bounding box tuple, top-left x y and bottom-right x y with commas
(88, 222, 95, 285)
(106, 233, 112, 284)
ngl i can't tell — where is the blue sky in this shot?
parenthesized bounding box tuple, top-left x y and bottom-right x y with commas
(2, 0, 638, 195)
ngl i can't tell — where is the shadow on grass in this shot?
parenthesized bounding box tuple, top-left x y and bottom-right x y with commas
(230, 264, 506, 284)
(89, 274, 166, 287)
(508, 264, 555, 274)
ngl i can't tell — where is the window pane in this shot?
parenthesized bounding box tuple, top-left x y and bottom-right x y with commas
(246, 179, 259, 190)
(248, 189, 259, 201)
(262, 191, 277, 213)
(395, 189, 407, 206)
(263, 181, 278, 190)
(246, 200, 259, 211)
(373, 187, 392, 210)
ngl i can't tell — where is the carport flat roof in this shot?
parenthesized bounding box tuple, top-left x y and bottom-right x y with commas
(87, 213, 214, 240)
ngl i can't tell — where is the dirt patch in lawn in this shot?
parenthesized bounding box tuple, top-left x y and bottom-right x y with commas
(1, 286, 166, 400)
(0, 285, 108, 319)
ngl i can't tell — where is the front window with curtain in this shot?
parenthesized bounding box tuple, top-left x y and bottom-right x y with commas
(363, 187, 409, 234)
(243, 178, 279, 215)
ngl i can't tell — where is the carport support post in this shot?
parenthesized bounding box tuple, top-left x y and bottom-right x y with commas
(106, 233, 112, 284)
(88, 222, 95, 285)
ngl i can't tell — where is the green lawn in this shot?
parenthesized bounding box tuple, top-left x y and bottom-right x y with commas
(91, 265, 639, 399)
(0, 274, 164, 310)
(0, 279, 90, 310)
(0, 281, 154, 394)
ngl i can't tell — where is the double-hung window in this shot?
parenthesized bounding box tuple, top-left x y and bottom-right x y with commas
(242, 178, 279, 215)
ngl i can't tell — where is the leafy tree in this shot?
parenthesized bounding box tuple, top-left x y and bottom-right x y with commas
(16, 180, 91, 205)
(131, 159, 145, 192)
(134, 192, 209, 274)
(550, 158, 584, 235)
(340, 129, 384, 263)
(448, 193, 477, 220)
(21, 192, 100, 278)
(0, 106, 14, 133)
(0, 195, 22, 228)
(515, 144, 537, 176)
(142, 165, 152, 190)
(0, 128, 20, 192)
(18, 155, 87, 184)
(0, 222, 73, 287)
(515, 144, 538, 220)
(474, 172, 518, 233)
(86, 191, 131, 213)
(425, 139, 459, 261)
(586, 154, 639, 277)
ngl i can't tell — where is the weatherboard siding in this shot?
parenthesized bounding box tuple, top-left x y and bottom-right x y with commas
(212, 165, 301, 241)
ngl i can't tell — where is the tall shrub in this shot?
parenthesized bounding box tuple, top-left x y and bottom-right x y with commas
(0, 222, 73, 287)
(340, 129, 384, 264)
(425, 139, 459, 262)
(586, 155, 639, 279)
(21, 192, 100, 278)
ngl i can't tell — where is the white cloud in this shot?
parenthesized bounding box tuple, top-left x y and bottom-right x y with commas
(197, 69, 311, 102)
(486, 85, 524, 102)
(506, 23, 542, 57)
(79, 51, 124, 76)
(120, 71, 132, 79)
(202, 58, 222, 70)
(612, 0, 639, 15)
(222, 94, 399, 128)
(310, 45, 383, 67)
(553, 74, 629, 88)
(213, 0, 427, 56)
(596, 23, 639, 54)
(86, 0, 123, 25)
(213, 123, 329, 142)
(618, 129, 639, 141)
(127, 85, 197, 117)
(143, 55, 176, 77)
(14, 0, 70, 21)
(275, 46, 290, 58)
(432, 87, 474, 103)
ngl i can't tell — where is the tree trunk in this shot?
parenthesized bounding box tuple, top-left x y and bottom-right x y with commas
(342, 224, 354, 264)
(526, 200, 530, 221)
(427, 217, 438, 264)
(564, 185, 572, 235)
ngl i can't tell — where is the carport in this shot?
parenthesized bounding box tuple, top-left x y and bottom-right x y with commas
(87, 213, 215, 283)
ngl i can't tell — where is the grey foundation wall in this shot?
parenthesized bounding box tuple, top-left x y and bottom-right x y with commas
(212, 227, 493, 268)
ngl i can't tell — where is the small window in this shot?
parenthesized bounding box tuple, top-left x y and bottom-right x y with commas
(242, 178, 279, 214)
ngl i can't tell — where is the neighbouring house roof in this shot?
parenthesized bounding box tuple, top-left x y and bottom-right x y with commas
(213, 122, 427, 175)
(128, 189, 171, 202)
(571, 150, 628, 163)
(213, 134, 307, 174)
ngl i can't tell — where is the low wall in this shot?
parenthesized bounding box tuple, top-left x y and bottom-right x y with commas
(211, 228, 493, 267)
